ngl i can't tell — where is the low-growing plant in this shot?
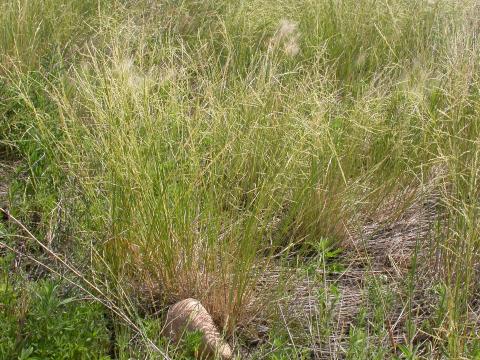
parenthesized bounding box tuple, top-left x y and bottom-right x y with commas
(0, 279, 111, 360)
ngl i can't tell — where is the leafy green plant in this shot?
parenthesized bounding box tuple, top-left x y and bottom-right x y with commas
(265, 333, 310, 360)
(0, 280, 111, 360)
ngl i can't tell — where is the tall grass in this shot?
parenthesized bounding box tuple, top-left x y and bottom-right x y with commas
(1, 0, 479, 356)
(0, 0, 101, 71)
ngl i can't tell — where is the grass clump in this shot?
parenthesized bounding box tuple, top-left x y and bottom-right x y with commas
(1, 0, 479, 358)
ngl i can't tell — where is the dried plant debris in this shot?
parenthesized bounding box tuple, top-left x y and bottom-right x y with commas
(0, 159, 18, 214)
(245, 191, 443, 358)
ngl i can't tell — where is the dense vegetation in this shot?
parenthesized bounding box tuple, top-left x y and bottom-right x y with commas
(1, 0, 479, 358)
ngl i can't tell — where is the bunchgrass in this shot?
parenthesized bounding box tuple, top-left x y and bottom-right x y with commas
(1, 0, 479, 358)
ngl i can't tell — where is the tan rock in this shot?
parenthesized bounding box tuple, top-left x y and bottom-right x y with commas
(164, 298, 232, 359)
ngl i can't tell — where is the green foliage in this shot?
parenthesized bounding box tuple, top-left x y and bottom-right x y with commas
(176, 330, 204, 360)
(263, 333, 310, 360)
(0, 280, 111, 360)
(0, 283, 19, 358)
(396, 343, 421, 360)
